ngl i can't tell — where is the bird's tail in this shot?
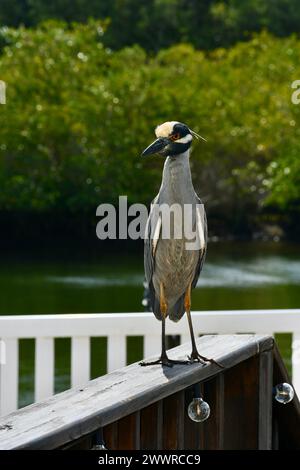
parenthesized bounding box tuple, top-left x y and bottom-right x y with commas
(148, 281, 163, 320)
(168, 293, 186, 323)
(147, 281, 186, 322)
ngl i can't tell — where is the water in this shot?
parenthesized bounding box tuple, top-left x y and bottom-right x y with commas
(0, 241, 299, 408)
(1, 242, 300, 314)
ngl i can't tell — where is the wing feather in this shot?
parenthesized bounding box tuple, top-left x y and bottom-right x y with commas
(144, 195, 161, 285)
(191, 196, 208, 288)
(144, 196, 163, 319)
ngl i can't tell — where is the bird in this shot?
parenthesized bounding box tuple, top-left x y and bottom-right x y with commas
(140, 121, 221, 368)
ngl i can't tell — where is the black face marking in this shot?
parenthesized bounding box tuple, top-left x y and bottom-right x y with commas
(166, 122, 192, 156)
(171, 122, 190, 139)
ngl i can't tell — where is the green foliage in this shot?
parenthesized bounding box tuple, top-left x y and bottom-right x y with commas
(0, 22, 300, 235)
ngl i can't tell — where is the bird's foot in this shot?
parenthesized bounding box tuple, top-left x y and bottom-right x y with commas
(140, 354, 191, 368)
(188, 349, 225, 368)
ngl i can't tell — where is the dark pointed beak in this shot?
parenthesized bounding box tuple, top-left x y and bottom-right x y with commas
(141, 137, 169, 156)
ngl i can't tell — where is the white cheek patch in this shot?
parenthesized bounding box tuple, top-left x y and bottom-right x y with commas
(155, 121, 179, 138)
(176, 134, 192, 144)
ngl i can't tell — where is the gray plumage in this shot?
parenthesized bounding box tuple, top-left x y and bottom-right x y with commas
(144, 149, 207, 322)
(140, 121, 221, 367)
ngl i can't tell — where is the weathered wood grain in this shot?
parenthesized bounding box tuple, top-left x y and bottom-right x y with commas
(103, 422, 118, 450)
(163, 391, 185, 450)
(258, 350, 273, 449)
(201, 374, 225, 450)
(223, 356, 260, 449)
(140, 401, 163, 450)
(118, 411, 140, 450)
(0, 334, 273, 449)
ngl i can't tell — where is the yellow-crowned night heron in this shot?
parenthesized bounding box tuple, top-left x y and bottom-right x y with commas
(140, 121, 221, 367)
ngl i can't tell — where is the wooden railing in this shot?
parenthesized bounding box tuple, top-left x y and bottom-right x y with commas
(0, 334, 299, 450)
(0, 309, 300, 417)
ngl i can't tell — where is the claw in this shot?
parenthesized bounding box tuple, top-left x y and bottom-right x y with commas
(139, 358, 173, 367)
(139, 355, 191, 367)
(189, 350, 225, 368)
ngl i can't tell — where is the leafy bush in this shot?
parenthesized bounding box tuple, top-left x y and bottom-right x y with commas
(0, 22, 299, 235)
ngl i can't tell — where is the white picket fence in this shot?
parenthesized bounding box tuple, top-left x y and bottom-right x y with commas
(0, 309, 300, 417)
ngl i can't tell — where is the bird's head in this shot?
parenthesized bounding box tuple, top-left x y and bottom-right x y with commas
(142, 121, 206, 157)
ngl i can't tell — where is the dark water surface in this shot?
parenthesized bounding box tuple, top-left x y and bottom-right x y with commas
(0, 241, 299, 407)
(1, 242, 300, 314)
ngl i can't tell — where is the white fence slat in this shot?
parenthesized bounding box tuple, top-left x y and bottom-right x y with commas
(35, 338, 54, 402)
(292, 333, 300, 397)
(71, 337, 90, 388)
(180, 334, 190, 345)
(0, 338, 18, 416)
(144, 334, 161, 358)
(107, 335, 126, 373)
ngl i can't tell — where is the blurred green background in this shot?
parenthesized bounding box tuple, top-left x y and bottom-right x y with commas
(0, 1, 299, 406)
(0, 0, 300, 240)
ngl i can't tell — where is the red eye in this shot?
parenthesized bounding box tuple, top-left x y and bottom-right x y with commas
(171, 133, 180, 141)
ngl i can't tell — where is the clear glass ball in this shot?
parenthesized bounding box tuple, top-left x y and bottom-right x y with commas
(274, 382, 294, 404)
(188, 397, 210, 422)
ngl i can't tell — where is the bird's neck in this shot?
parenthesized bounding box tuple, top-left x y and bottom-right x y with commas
(160, 149, 194, 198)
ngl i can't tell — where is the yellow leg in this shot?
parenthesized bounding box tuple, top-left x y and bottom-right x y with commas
(140, 282, 190, 367)
(185, 283, 198, 352)
(160, 282, 168, 318)
(184, 283, 191, 315)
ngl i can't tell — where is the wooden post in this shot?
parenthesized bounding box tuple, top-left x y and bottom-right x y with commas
(201, 374, 225, 449)
(117, 411, 140, 450)
(163, 391, 185, 450)
(223, 356, 259, 449)
(184, 385, 201, 449)
(272, 345, 300, 449)
(140, 401, 163, 450)
(258, 350, 273, 449)
(103, 422, 118, 450)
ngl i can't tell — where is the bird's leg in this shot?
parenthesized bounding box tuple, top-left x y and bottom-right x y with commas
(140, 283, 190, 367)
(185, 284, 224, 368)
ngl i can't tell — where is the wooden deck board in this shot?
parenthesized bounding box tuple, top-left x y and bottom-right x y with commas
(0, 334, 273, 450)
